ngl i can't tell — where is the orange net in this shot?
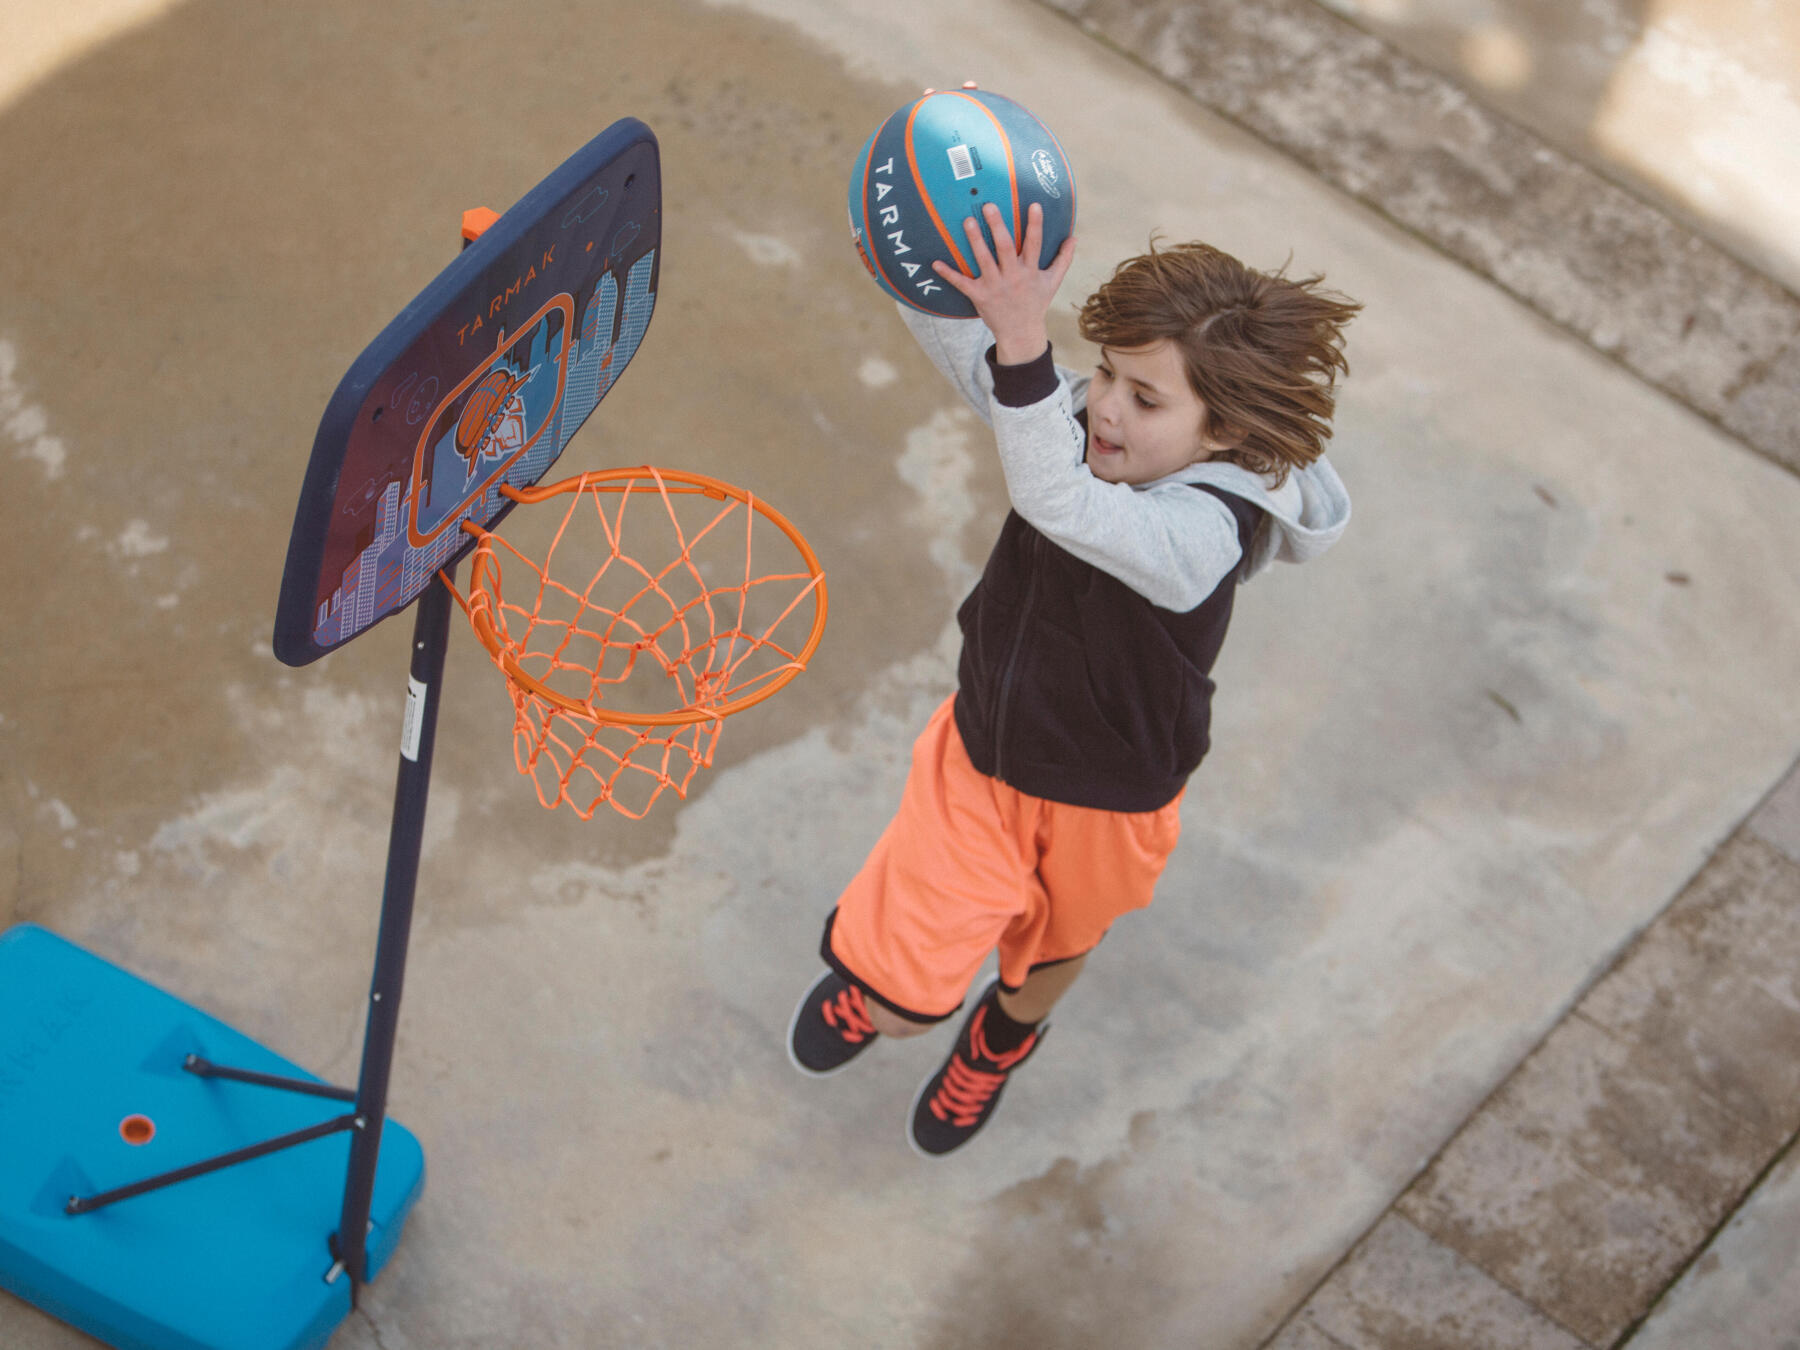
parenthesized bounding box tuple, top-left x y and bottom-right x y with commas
(446, 467, 827, 819)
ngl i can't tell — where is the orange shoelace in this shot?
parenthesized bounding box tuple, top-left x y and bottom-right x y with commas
(823, 983, 877, 1044)
(929, 1008, 1036, 1126)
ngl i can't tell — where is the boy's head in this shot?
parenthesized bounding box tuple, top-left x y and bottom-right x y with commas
(1077, 240, 1361, 486)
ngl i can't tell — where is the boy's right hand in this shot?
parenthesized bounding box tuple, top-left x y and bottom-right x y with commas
(931, 201, 1076, 365)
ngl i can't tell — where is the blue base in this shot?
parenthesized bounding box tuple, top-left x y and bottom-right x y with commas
(0, 924, 426, 1350)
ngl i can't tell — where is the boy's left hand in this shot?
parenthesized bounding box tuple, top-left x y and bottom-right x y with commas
(932, 201, 1076, 365)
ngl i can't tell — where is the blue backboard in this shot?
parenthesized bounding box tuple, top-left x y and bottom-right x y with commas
(274, 120, 661, 666)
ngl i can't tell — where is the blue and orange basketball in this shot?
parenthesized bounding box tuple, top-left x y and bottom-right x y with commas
(848, 89, 1076, 319)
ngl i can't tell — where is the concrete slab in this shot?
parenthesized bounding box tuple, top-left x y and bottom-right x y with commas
(4, 1, 1800, 1348)
(1580, 833, 1800, 1148)
(1038, 0, 1800, 476)
(1396, 1103, 1690, 1345)
(1481, 1014, 1766, 1240)
(1316, 0, 1800, 300)
(1416, 1009, 1766, 1243)
(1626, 1139, 1800, 1350)
(1747, 758, 1800, 865)
(1267, 1315, 1356, 1350)
(1295, 1213, 1588, 1350)
(1293, 826, 1800, 1342)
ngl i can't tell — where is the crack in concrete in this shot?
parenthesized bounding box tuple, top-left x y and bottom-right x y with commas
(353, 1306, 393, 1350)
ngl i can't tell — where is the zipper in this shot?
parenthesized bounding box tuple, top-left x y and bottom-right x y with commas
(991, 528, 1044, 785)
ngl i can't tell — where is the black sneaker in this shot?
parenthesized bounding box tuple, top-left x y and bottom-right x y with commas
(909, 983, 1044, 1157)
(787, 971, 881, 1076)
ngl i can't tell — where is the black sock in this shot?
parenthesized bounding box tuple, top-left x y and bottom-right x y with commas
(979, 987, 1039, 1056)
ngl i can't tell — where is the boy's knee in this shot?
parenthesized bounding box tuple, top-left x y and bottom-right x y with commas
(865, 999, 934, 1039)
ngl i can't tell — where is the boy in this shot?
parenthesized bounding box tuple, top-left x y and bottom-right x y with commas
(790, 200, 1360, 1156)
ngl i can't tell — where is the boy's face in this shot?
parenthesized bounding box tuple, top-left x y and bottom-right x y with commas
(1085, 340, 1229, 485)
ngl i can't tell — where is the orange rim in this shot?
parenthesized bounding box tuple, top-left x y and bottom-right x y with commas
(454, 467, 828, 728)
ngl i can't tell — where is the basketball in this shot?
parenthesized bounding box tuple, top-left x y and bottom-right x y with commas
(848, 89, 1076, 318)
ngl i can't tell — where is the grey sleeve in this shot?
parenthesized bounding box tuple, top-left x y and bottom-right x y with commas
(895, 307, 997, 424)
(989, 395, 1246, 612)
(896, 305, 1237, 608)
(895, 304, 1092, 424)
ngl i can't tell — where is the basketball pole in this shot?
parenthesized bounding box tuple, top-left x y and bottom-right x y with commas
(332, 561, 454, 1296)
(331, 217, 491, 1297)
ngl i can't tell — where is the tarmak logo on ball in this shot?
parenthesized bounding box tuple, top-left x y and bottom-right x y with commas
(1030, 148, 1062, 199)
(866, 154, 947, 303)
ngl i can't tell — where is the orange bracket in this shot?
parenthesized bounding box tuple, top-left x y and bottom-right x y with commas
(461, 207, 501, 243)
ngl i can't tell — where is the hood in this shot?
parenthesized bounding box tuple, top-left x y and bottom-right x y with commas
(1171, 456, 1351, 579)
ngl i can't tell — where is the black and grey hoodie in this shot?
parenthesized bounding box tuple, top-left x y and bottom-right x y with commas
(898, 306, 1351, 812)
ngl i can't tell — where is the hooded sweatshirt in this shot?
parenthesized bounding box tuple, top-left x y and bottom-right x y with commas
(899, 306, 1351, 811)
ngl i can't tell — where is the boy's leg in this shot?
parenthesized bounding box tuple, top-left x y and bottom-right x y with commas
(869, 953, 1085, 1038)
(909, 791, 1177, 1156)
(813, 697, 1028, 1036)
(864, 1001, 936, 1039)
(908, 974, 1051, 1158)
(997, 953, 1087, 1026)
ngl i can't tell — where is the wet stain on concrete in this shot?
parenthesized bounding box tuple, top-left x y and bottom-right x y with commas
(917, 1112, 1209, 1350)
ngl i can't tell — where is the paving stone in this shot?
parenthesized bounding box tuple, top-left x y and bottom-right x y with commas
(1264, 1313, 1355, 1350)
(1489, 1013, 1769, 1238)
(1299, 1213, 1589, 1350)
(1747, 759, 1800, 866)
(1397, 1108, 1689, 1345)
(1627, 1141, 1800, 1350)
(1725, 334, 1800, 485)
(1036, 0, 1800, 476)
(1371, 835, 1800, 1347)
(1580, 833, 1800, 1146)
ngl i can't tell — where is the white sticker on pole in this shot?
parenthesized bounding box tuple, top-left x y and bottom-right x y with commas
(400, 676, 428, 762)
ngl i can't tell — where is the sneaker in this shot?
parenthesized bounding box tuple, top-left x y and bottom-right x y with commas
(787, 971, 880, 1077)
(909, 982, 1045, 1157)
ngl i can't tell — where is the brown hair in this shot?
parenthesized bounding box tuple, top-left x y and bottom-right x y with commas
(1078, 240, 1361, 484)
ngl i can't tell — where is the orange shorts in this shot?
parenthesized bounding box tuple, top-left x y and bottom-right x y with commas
(822, 696, 1183, 1023)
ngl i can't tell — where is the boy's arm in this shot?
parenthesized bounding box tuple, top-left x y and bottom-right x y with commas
(894, 307, 999, 424)
(988, 352, 1247, 610)
(928, 202, 1244, 611)
(894, 306, 1090, 425)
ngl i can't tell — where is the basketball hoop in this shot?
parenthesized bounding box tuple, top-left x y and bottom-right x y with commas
(447, 466, 827, 819)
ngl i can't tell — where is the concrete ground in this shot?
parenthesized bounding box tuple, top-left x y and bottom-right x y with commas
(3, 2, 1798, 1348)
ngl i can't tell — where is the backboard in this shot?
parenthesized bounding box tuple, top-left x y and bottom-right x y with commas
(273, 119, 661, 666)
